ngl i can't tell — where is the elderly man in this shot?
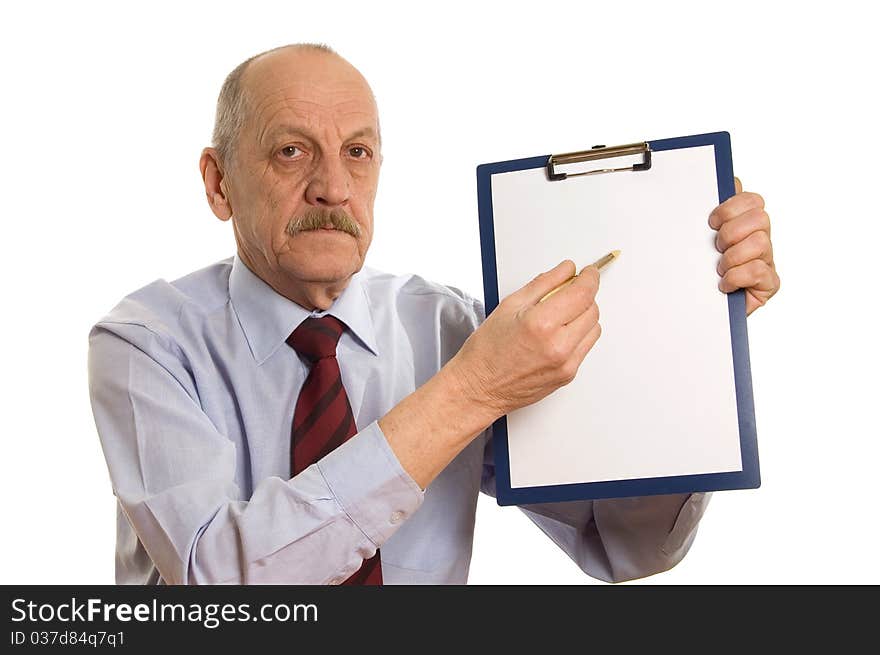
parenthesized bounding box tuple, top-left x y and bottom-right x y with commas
(88, 43, 780, 585)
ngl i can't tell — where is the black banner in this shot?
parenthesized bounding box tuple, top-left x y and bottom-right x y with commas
(1, 585, 872, 650)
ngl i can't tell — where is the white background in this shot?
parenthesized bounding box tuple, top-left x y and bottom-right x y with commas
(2, 1, 877, 584)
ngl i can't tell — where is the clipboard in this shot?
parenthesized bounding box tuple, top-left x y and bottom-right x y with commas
(476, 131, 760, 506)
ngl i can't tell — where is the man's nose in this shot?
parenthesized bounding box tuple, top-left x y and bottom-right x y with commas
(305, 155, 350, 207)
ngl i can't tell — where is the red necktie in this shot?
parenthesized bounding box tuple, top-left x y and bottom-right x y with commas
(286, 315, 383, 585)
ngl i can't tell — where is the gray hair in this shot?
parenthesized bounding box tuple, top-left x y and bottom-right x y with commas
(211, 43, 338, 168)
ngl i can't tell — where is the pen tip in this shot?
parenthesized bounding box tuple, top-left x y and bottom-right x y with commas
(612, 249, 621, 258)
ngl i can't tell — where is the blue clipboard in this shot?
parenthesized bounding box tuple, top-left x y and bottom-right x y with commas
(476, 131, 760, 506)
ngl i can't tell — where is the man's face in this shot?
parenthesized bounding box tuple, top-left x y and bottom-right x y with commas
(222, 49, 381, 290)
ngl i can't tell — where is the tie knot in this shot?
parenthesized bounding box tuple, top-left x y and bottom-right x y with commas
(286, 315, 346, 361)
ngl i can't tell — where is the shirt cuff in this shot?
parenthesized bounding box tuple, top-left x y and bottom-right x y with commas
(316, 420, 425, 547)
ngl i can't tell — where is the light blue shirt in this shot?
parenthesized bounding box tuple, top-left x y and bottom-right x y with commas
(87, 254, 711, 584)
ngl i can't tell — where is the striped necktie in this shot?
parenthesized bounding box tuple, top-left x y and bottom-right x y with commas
(286, 315, 383, 585)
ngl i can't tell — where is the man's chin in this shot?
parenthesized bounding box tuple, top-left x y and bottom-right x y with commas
(277, 254, 361, 286)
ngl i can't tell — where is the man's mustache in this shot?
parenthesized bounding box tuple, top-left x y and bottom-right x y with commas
(285, 208, 362, 238)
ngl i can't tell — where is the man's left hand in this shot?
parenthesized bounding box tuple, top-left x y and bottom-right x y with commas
(709, 177, 780, 316)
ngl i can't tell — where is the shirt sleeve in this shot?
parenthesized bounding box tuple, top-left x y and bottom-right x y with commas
(480, 427, 711, 583)
(88, 324, 424, 585)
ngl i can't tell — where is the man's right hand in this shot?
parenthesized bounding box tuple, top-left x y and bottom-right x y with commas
(447, 259, 601, 420)
(380, 259, 601, 490)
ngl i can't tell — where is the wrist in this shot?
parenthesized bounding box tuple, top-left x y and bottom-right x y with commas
(439, 356, 505, 430)
(378, 357, 502, 489)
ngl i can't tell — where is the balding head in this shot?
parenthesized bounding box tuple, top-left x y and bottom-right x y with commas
(212, 43, 378, 169)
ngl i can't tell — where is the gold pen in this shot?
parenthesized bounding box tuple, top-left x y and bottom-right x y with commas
(538, 250, 621, 303)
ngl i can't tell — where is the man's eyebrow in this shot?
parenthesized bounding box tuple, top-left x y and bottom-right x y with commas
(262, 125, 314, 144)
(345, 127, 378, 141)
(263, 125, 378, 143)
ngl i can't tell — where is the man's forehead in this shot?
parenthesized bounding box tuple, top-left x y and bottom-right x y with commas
(251, 91, 379, 146)
(244, 49, 376, 114)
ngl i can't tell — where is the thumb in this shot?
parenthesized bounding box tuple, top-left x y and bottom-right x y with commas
(512, 260, 577, 305)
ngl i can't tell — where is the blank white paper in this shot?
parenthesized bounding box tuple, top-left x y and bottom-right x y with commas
(491, 145, 743, 488)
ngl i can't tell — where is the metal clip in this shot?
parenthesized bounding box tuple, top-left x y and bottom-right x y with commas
(547, 142, 652, 181)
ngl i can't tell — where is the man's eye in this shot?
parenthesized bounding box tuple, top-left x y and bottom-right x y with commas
(348, 146, 370, 159)
(279, 146, 303, 158)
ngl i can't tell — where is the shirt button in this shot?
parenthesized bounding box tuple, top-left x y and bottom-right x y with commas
(390, 510, 405, 524)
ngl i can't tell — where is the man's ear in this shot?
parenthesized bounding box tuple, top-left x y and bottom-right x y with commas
(200, 148, 233, 221)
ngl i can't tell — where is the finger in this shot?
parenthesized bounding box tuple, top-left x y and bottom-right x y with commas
(558, 299, 599, 348)
(734, 176, 742, 194)
(539, 265, 599, 325)
(708, 191, 765, 229)
(569, 321, 603, 369)
(511, 260, 577, 306)
(716, 230, 773, 276)
(718, 259, 777, 294)
(715, 207, 771, 252)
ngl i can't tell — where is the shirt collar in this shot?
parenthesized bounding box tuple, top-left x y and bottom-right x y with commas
(229, 253, 379, 365)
